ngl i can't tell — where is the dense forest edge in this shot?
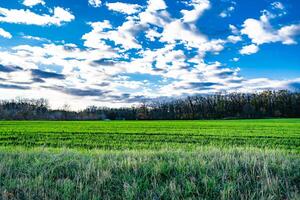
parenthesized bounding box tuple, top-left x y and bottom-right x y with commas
(1, 90, 300, 120)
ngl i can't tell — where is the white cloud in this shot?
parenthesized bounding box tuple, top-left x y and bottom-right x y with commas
(138, 8, 170, 27)
(241, 12, 300, 45)
(84, 0, 224, 60)
(82, 21, 113, 49)
(147, 0, 167, 12)
(160, 20, 225, 55)
(227, 35, 242, 43)
(106, 2, 142, 15)
(180, 0, 210, 23)
(83, 0, 170, 51)
(241, 17, 276, 45)
(0, 7, 74, 26)
(277, 25, 300, 45)
(239, 44, 259, 55)
(0, 28, 12, 39)
(88, 0, 102, 8)
(82, 20, 142, 50)
(160, 20, 206, 46)
(23, 0, 45, 7)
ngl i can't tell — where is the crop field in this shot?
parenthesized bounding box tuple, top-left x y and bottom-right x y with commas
(0, 119, 299, 199)
(0, 119, 299, 151)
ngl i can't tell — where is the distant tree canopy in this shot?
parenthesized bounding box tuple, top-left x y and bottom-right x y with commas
(0, 90, 300, 120)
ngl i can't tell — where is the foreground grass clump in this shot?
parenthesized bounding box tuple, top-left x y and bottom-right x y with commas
(0, 148, 299, 200)
(0, 119, 299, 152)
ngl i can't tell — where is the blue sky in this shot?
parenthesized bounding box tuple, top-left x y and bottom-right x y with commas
(0, 0, 299, 109)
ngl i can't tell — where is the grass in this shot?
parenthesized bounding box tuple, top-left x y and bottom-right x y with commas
(0, 119, 299, 152)
(0, 147, 299, 200)
(0, 119, 299, 199)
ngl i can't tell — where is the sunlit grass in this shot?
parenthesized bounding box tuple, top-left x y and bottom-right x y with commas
(0, 119, 299, 152)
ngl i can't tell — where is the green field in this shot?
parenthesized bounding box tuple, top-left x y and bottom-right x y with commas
(0, 119, 299, 199)
(0, 119, 299, 151)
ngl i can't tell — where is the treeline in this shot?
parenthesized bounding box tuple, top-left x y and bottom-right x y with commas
(0, 90, 300, 120)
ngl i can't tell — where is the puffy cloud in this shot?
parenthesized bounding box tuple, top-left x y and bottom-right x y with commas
(88, 0, 101, 8)
(23, 0, 45, 7)
(180, 0, 210, 23)
(239, 44, 259, 55)
(82, 20, 142, 50)
(0, 36, 298, 109)
(160, 20, 225, 55)
(83, 0, 172, 51)
(72, 0, 230, 104)
(0, 7, 75, 26)
(241, 12, 300, 45)
(0, 42, 119, 107)
(277, 25, 300, 45)
(227, 35, 242, 43)
(0, 28, 12, 38)
(82, 21, 113, 49)
(106, 2, 142, 15)
(147, 0, 167, 12)
(160, 20, 206, 45)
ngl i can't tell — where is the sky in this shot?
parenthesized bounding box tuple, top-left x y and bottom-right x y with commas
(0, 0, 299, 110)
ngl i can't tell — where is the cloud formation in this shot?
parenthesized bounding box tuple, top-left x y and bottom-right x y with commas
(239, 44, 259, 55)
(0, 0, 299, 109)
(0, 7, 74, 26)
(241, 11, 300, 45)
(181, 0, 210, 23)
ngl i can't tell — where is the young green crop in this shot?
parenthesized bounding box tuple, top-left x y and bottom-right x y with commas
(0, 119, 299, 152)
